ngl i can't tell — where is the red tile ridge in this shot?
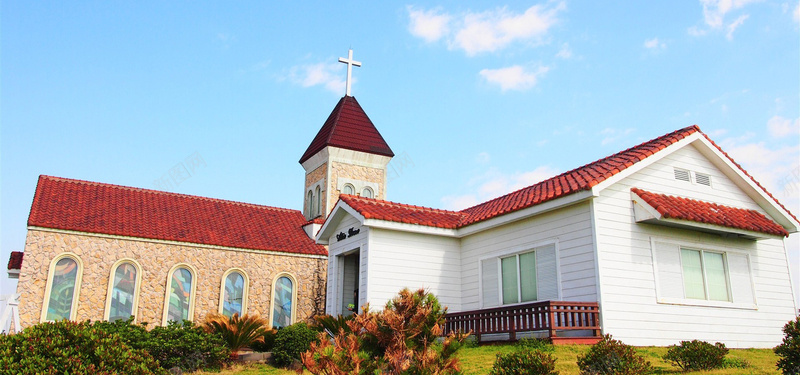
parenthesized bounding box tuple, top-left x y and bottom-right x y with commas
(34, 175, 300, 216)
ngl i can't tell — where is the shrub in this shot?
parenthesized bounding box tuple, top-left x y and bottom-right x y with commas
(516, 337, 555, 352)
(0, 320, 165, 375)
(490, 350, 559, 375)
(721, 357, 750, 369)
(663, 339, 728, 371)
(272, 322, 319, 367)
(775, 316, 800, 375)
(202, 313, 270, 353)
(250, 328, 278, 353)
(145, 320, 231, 372)
(301, 288, 468, 375)
(312, 313, 354, 335)
(576, 334, 652, 375)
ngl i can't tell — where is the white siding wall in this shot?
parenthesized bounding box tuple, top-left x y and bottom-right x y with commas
(325, 214, 367, 316)
(594, 144, 797, 348)
(367, 228, 462, 312)
(460, 202, 597, 311)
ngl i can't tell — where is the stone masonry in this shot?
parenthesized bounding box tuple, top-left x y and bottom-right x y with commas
(17, 229, 327, 328)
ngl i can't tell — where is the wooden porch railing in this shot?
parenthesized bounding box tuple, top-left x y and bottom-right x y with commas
(443, 301, 600, 343)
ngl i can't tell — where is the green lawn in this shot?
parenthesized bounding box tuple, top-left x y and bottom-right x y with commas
(198, 344, 782, 374)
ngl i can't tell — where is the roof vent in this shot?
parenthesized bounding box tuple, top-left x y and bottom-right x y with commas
(674, 168, 691, 182)
(695, 173, 711, 186)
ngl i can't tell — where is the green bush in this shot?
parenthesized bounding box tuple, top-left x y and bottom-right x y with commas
(490, 350, 559, 375)
(250, 328, 278, 353)
(0, 320, 165, 375)
(202, 313, 271, 353)
(775, 316, 800, 375)
(576, 334, 652, 375)
(312, 314, 354, 334)
(145, 320, 231, 372)
(663, 339, 728, 371)
(272, 322, 319, 367)
(516, 337, 555, 352)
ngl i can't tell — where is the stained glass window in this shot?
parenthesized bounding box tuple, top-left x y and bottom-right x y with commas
(167, 267, 193, 322)
(222, 271, 245, 317)
(272, 276, 294, 328)
(109, 262, 137, 322)
(45, 257, 79, 321)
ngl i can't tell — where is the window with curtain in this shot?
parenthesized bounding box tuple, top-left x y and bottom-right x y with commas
(167, 267, 194, 322)
(45, 256, 80, 321)
(681, 249, 729, 302)
(222, 271, 245, 317)
(501, 251, 537, 305)
(272, 276, 294, 328)
(108, 262, 138, 322)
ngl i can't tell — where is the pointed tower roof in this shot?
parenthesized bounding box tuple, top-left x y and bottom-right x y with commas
(299, 96, 394, 164)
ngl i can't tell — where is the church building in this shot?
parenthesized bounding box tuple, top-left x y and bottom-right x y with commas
(6, 50, 799, 348)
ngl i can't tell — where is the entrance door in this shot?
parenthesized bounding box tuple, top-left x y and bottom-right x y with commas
(339, 251, 360, 316)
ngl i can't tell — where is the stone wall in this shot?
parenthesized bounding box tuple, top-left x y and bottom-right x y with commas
(329, 162, 385, 208)
(17, 229, 327, 328)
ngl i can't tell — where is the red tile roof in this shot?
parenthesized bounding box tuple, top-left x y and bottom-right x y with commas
(7, 251, 23, 270)
(28, 176, 327, 256)
(299, 96, 394, 164)
(339, 195, 464, 229)
(335, 125, 794, 233)
(459, 125, 701, 226)
(632, 188, 788, 237)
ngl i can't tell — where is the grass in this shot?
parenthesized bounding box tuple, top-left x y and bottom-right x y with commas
(194, 344, 781, 375)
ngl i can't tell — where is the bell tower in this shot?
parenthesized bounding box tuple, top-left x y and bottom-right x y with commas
(299, 49, 393, 221)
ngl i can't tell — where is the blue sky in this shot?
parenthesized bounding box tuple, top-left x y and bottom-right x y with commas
(2, 1, 799, 307)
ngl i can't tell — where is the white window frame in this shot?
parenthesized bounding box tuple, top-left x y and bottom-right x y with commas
(269, 272, 298, 329)
(650, 237, 757, 310)
(478, 239, 562, 308)
(162, 263, 199, 325)
(104, 258, 143, 322)
(40, 252, 84, 322)
(218, 268, 250, 317)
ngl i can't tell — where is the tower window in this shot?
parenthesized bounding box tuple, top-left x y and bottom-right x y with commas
(315, 186, 322, 216)
(306, 191, 313, 217)
(343, 184, 354, 195)
(362, 187, 373, 199)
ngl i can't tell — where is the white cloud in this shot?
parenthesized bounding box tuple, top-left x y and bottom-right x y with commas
(407, 3, 566, 55)
(767, 115, 800, 137)
(690, 0, 759, 37)
(475, 152, 491, 164)
(644, 37, 666, 50)
(794, 1, 800, 23)
(556, 43, 572, 59)
(480, 65, 549, 91)
(441, 166, 561, 210)
(726, 14, 749, 39)
(287, 62, 346, 94)
(407, 6, 451, 43)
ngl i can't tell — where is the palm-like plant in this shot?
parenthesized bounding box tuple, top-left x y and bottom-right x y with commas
(202, 313, 270, 354)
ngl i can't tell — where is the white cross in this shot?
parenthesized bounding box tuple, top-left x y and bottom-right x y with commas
(338, 49, 361, 97)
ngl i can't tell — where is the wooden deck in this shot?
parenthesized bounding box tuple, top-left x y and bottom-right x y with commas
(443, 301, 601, 344)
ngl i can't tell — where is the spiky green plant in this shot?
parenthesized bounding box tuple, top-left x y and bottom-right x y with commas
(202, 313, 271, 353)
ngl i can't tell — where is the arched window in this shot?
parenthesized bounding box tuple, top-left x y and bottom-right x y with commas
(362, 187, 373, 199)
(104, 259, 142, 322)
(41, 253, 83, 322)
(162, 264, 197, 324)
(219, 269, 249, 317)
(343, 184, 354, 195)
(306, 190, 313, 217)
(315, 186, 322, 216)
(270, 273, 297, 328)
